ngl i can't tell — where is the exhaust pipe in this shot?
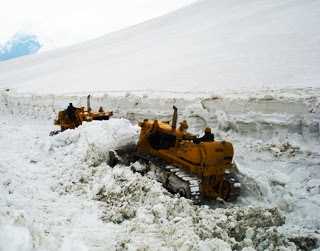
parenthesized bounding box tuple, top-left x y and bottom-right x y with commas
(87, 95, 91, 113)
(172, 106, 177, 129)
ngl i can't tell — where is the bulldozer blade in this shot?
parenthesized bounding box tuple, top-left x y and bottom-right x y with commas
(93, 115, 109, 121)
(108, 144, 137, 167)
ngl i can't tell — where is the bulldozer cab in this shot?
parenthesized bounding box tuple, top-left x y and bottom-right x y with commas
(149, 131, 176, 150)
(138, 118, 195, 152)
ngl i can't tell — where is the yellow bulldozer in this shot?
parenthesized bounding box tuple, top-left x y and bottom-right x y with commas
(109, 106, 240, 204)
(50, 95, 113, 135)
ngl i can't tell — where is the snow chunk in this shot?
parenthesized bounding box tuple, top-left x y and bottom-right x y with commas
(198, 238, 232, 251)
(278, 194, 295, 212)
(291, 168, 310, 183)
(183, 102, 210, 119)
(61, 235, 88, 251)
(216, 109, 238, 132)
(307, 179, 320, 195)
(259, 181, 274, 201)
(0, 224, 33, 251)
(152, 203, 168, 219)
(267, 171, 291, 186)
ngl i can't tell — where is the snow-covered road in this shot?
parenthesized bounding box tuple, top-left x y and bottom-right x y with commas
(0, 103, 319, 250)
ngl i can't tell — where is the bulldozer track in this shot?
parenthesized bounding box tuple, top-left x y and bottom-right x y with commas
(133, 152, 203, 204)
(224, 172, 241, 201)
(109, 149, 239, 204)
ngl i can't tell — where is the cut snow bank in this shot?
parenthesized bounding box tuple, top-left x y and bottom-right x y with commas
(1, 88, 319, 145)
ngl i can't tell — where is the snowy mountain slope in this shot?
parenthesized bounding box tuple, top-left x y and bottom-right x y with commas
(0, 0, 319, 94)
(0, 0, 197, 54)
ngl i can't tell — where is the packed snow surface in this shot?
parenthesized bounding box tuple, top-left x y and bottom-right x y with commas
(0, 0, 319, 93)
(0, 87, 319, 250)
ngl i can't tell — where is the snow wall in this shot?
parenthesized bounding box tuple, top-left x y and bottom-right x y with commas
(1, 88, 319, 144)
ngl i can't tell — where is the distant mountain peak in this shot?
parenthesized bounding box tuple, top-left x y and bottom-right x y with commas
(0, 32, 41, 62)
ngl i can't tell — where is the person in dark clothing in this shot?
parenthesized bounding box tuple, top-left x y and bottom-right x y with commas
(193, 127, 215, 144)
(67, 103, 79, 122)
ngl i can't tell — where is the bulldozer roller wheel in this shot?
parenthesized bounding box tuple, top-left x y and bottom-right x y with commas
(177, 188, 187, 197)
(220, 180, 230, 200)
(223, 172, 241, 201)
(108, 151, 118, 167)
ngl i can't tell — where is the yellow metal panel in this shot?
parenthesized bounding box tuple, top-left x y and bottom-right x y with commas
(177, 141, 202, 164)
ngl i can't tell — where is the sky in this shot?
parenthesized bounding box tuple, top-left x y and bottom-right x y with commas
(0, 0, 197, 50)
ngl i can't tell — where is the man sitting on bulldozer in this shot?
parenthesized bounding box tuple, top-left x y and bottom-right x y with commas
(193, 127, 215, 144)
(67, 103, 80, 123)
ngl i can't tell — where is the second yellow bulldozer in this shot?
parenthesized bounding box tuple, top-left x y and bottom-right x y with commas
(109, 106, 240, 204)
(50, 95, 113, 135)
